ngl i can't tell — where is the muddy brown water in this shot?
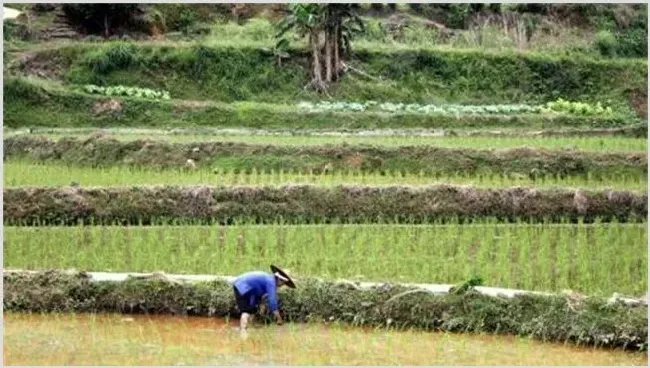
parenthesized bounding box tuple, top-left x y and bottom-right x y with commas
(4, 313, 647, 366)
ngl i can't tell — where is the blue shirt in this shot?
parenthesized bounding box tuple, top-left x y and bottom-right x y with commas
(233, 271, 279, 313)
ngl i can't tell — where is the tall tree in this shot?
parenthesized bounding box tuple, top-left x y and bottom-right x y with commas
(276, 4, 364, 92)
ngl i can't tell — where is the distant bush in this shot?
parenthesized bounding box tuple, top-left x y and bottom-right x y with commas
(3, 19, 32, 41)
(151, 4, 230, 33)
(83, 42, 140, 74)
(614, 28, 647, 57)
(595, 29, 647, 58)
(595, 30, 618, 57)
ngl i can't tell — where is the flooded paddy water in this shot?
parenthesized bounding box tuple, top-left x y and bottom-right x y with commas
(4, 312, 647, 366)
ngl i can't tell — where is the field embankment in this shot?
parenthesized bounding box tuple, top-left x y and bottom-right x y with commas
(3, 270, 647, 351)
(5, 135, 647, 178)
(3, 185, 646, 225)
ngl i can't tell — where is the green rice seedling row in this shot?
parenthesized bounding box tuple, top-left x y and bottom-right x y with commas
(19, 132, 648, 152)
(5, 160, 647, 191)
(5, 222, 646, 296)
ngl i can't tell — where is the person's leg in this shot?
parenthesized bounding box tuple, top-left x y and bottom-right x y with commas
(234, 287, 257, 330)
(240, 312, 251, 330)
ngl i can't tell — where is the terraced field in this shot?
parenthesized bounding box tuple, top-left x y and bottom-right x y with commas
(3, 5, 648, 365)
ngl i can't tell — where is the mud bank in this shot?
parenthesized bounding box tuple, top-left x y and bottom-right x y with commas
(3, 270, 647, 351)
(5, 135, 647, 177)
(5, 313, 648, 365)
(4, 184, 646, 225)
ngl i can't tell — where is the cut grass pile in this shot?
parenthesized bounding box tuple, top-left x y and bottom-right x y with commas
(5, 160, 647, 192)
(4, 313, 647, 366)
(4, 185, 646, 225)
(5, 222, 647, 296)
(10, 132, 647, 152)
(4, 271, 647, 351)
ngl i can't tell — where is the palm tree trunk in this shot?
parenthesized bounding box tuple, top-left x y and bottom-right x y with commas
(104, 14, 110, 38)
(325, 30, 333, 83)
(334, 23, 341, 77)
(310, 31, 324, 89)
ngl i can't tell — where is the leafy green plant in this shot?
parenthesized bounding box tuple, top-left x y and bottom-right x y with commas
(543, 98, 613, 116)
(296, 100, 616, 116)
(83, 85, 171, 100)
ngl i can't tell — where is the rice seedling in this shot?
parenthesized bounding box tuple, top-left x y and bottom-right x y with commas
(19, 132, 648, 152)
(4, 221, 647, 296)
(4, 160, 646, 191)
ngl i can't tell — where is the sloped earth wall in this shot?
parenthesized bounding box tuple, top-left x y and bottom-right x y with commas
(3, 185, 646, 225)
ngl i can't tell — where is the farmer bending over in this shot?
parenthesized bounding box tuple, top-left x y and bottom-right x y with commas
(233, 265, 296, 332)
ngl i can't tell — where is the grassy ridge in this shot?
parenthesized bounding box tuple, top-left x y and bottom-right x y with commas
(3, 185, 646, 225)
(5, 161, 647, 191)
(17, 42, 647, 107)
(5, 136, 647, 178)
(5, 77, 638, 131)
(4, 270, 647, 351)
(5, 223, 647, 295)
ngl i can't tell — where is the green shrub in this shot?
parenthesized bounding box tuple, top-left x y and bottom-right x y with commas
(595, 29, 647, 58)
(3, 19, 32, 41)
(615, 28, 648, 58)
(84, 42, 140, 74)
(595, 30, 618, 57)
(152, 4, 230, 33)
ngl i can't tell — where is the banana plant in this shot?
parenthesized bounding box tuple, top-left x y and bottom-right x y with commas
(275, 4, 364, 91)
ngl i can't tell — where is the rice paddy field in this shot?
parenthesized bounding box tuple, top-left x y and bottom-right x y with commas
(3, 4, 649, 365)
(5, 313, 647, 366)
(5, 223, 647, 296)
(6, 130, 648, 152)
(5, 160, 647, 191)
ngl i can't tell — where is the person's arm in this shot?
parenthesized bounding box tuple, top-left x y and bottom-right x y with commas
(265, 281, 283, 325)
